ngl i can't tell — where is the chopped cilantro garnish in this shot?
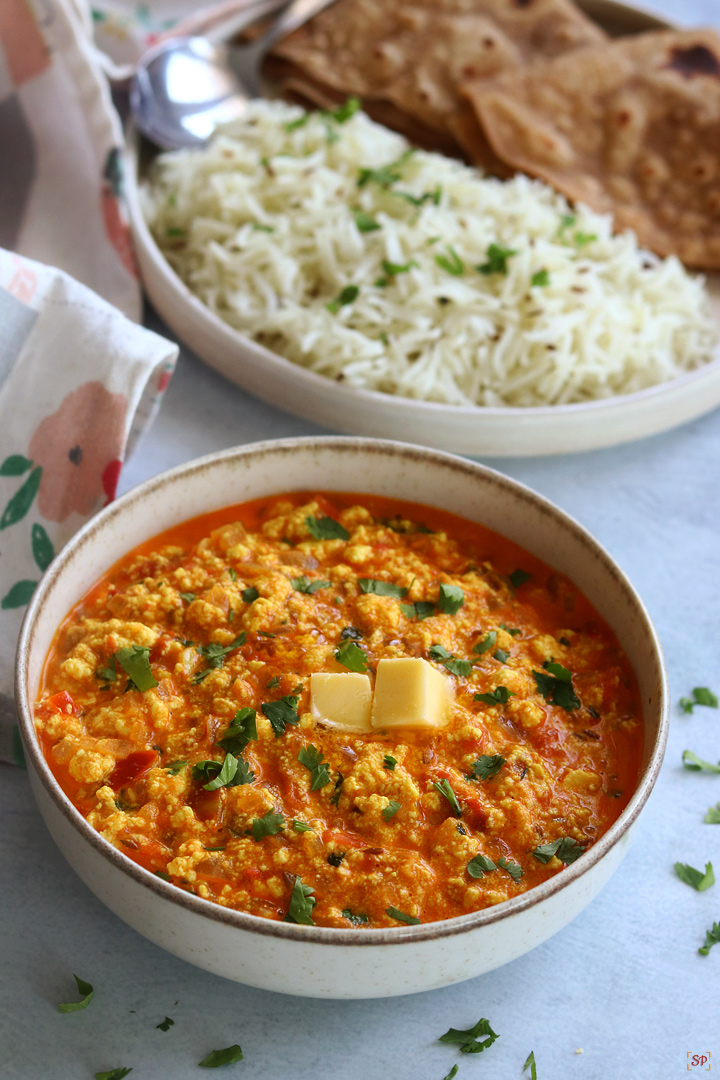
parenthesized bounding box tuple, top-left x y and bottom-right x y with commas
(218, 708, 258, 755)
(357, 149, 414, 188)
(474, 686, 515, 707)
(386, 905, 420, 925)
(439, 1017, 499, 1054)
(336, 639, 369, 673)
(96, 654, 117, 684)
(523, 1051, 538, 1080)
(262, 694, 300, 737)
(266, 676, 280, 689)
(574, 232, 598, 247)
(699, 921, 720, 956)
(95, 1070, 132, 1080)
(251, 810, 285, 840)
(680, 687, 718, 714)
(469, 754, 505, 781)
(193, 633, 246, 683)
(533, 837, 585, 865)
(58, 974, 94, 1013)
(477, 243, 517, 276)
(400, 600, 435, 620)
(375, 258, 418, 287)
(326, 284, 359, 313)
(531, 269, 550, 287)
(164, 759, 187, 775)
(429, 644, 473, 678)
(156, 1017, 174, 1031)
(330, 773, 344, 806)
(228, 568, 237, 581)
(359, 577, 407, 598)
(207, 752, 254, 790)
(473, 631, 497, 656)
(393, 185, 441, 207)
(203, 846, 226, 852)
(306, 515, 350, 541)
(493, 649, 509, 664)
(509, 568, 531, 588)
(433, 779, 462, 817)
(558, 213, 576, 234)
(342, 908, 370, 925)
(327, 96, 361, 123)
(497, 856, 523, 883)
(705, 803, 720, 824)
(682, 750, 720, 773)
(242, 586, 259, 603)
(292, 575, 332, 594)
(435, 247, 465, 276)
(179, 592, 195, 603)
(285, 876, 316, 925)
(353, 209, 381, 233)
(499, 622, 521, 636)
(198, 1045, 243, 1068)
(675, 861, 715, 892)
(467, 854, 497, 879)
(165, 227, 185, 239)
(444, 1067, 459, 1080)
(251, 223, 274, 232)
(292, 820, 313, 833)
(437, 583, 464, 614)
(155, 870, 171, 881)
(383, 754, 397, 771)
(533, 661, 580, 711)
(298, 744, 331, 791)
(115, 646, 158, 693)
(382, 799, 401, 820)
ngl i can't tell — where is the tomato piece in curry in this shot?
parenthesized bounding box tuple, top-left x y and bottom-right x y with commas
(35, 493, 643, 928)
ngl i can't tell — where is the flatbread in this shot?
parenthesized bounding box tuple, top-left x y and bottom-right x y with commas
(264, 0, 606, 156)
(462, 29, 720, 267)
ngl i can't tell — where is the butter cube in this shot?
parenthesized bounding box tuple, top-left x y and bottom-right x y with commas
(371, 658, 452, 730)
(310, 672, 373, 733)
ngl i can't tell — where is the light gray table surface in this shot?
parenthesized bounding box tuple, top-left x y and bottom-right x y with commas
(2, 1, 719, 1076)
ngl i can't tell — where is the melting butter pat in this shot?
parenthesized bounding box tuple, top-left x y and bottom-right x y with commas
(371, 658, 452, 730)
(310, 672, 373, 733)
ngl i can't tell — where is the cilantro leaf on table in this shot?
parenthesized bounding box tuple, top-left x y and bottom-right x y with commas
(682, 750, 720, 774)
(156, 1017, 174, 1031)
(467, 854, 497, 879)
(433, 779, 463, 817)
(382, 800, 401, 821)
(675, 861, 715, 892)
(262, 694, 301, 737)
(95, 1070, 132, 1080)
(705, 803, 720, 824)
(58, 973, 94, 1013)
(305, 515, 350, 541)
(468, 754, 505, 781)
(285, 877, 316, 925)
(533, 837, 585, 865)
(523, 1050, 538, 1080)
(298, 744, 332, 791)
(386, 906, 421, 925)
(335, 639, 369, 673)
(473, 631, 497, 656)
(198, 1044, 243, 1068)
(699, 922, 720, 956)
(193, 633, 246, 684)
(359, 577, 407, 598)
(438, 1017, 499, 1054)
(115, 646, 158, 693)
(443, 1068, 459, 1080)
(437, 584, 464, 614)
(251, 810, 285, 841)
(533, 661, 580, 712)
(680, 687, 718, 714)
(218, 708, 257, 755)
(292, 576, 332, 594)
(474, 686, 515, 707)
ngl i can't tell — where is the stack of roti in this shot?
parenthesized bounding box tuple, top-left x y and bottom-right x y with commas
(267, 1, 720, 267)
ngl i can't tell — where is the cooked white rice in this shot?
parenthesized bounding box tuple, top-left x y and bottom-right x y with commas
(142, 99, 717, 408)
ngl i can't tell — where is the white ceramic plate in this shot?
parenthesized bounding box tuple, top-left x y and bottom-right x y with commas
(16, 438, 668, 997)
(124, 1, 720, 456)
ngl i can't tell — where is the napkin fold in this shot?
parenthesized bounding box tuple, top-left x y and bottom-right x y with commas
(0, 249, 178, 764)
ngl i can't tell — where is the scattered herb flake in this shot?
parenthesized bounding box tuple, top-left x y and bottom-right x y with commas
(497, 856, 523, 883)
(435, 247, 465, 276)
(499, 622, 521, 636)
(531, 270, 550, 287)
(298, 744, 332, 791)
(699, 921, 720, 956)
(180, 592, 195, 603)
(393, 185, 441, 207)
(357, 149, 414, 188)
(523, 1050, 538, 1080)
(386, 905, 420, 925)
(675, 861, 715, 892)
(444, 657, 473, 678)
(509, 568, 531, 589)
(194, 633, 246, 683)
(95, 1070, 132, 1080)
(285, 876, 316, 925)
(292, 820, 313, 833)
(400, 600, 435, 620)
(165, 759, 187, 775)
(433, 779, 463, 817)
(477, 243, 517, 276)
(705, 803, 720, 824)
(292, 575, 332, 594)
(533, 662, 580, 711)
(228, 568, 237, 582)
(353, 209, 381, 233)
(469, 754, 506, 781)
(218, 708, 258, 755)
(330, 774, 344, 806)
(251, 223, 274, 232)
(474, 686, 515, 706)
(335, 639, 369, 673)
(342, 909, 370, 925)
(262, 694, 300, 737)
(155, 870, 171, 881)
(327, 96, 361, 123)
(156, 1017, 174, 1031)
(115, 645, 158, 693)
(493, 649, 509, 664)
(241, 586, 259, 603)
(266, 676, 280, 689)
(682, 750, 720, 774)
(533, 837, 585, 865)
(251, 810, 285, 841)
(574, 232, 598, 247)
(306, 515, 350, 541)
(58, 974, 94, 1013)
(438, 1017, 499, 1054)
(198, 1044, 243, 1068)
(443, 1067, 459, 1080)
(467, 854, 497, 879)
(326, 284, 359, 313)
(382, 799, 401, 821)
(383, 754, 397, 771)
(359, 577, 408, 598)
(437, 583, 464, 614)
(473, 631, 497, 656)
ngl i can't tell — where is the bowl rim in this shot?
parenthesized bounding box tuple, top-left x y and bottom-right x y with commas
(15, 436, 670, 946)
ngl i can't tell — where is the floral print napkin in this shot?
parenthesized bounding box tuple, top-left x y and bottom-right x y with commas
(0, 249, 177, 764)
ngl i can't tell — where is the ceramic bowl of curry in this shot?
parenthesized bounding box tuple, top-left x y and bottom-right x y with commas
(15, 437, 668, 998)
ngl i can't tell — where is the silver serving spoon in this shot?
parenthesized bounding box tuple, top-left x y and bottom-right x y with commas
(130, 0, 339, 150)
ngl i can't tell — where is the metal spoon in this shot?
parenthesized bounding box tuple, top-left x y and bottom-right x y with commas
(130, 0, 339, 150)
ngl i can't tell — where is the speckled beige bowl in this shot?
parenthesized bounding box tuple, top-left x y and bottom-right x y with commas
(15, 438, 668, 997)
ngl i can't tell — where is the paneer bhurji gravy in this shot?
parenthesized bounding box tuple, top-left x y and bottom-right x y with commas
(36, 493, 643, 929)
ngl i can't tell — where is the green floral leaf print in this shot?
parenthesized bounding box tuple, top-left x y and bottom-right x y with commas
(1, 579, 38, 609)
(31, 523, 54, 572)
(0, 455, 33, 477)
(0, 466, 42, 530)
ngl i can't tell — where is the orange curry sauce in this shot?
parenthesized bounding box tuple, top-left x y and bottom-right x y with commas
(36, 492, 643, 928)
